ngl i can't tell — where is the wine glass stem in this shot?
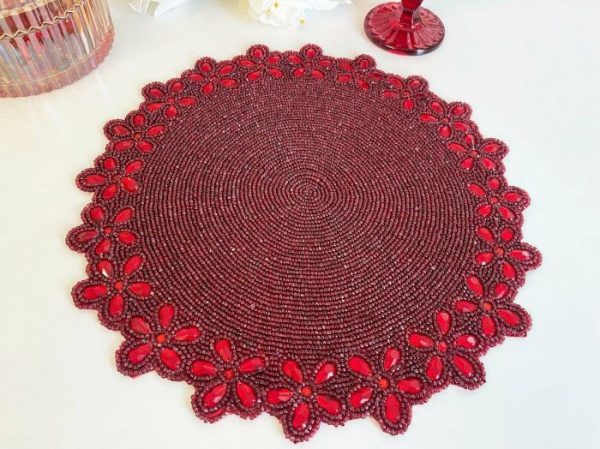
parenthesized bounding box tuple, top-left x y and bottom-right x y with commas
(399, 0, 422, 27)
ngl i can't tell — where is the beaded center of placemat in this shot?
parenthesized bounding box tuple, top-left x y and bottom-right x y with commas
(138, 79, 475, 357)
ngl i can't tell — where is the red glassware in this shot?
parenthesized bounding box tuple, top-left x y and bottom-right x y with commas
(364, 0, 445, 55)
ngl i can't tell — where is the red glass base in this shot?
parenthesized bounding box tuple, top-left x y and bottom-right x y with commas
(364, 2, 445, 55)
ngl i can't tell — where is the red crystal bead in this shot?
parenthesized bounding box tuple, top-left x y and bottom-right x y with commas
(314, 362, 336, 384)
(436, 311, 451, 334)
(203, 383, 227, 408)
(236, 382, 257, 408)
(454, 299, 477, 313)
(292, 403, 310, 430)
(349, 386, 373, 409)
(348, 356, 373, 376)
(477, 227, 495, 242)
(101, 184, 118, 200)
(452, 355, 475, 377)
(95, 239, 111, 254)
(300, 386, 312, 397)
(121, 177, 138, 193)
(107, 294, 124, 317)
(158, 304, 174, 328)
(454, 334, 478, 349)
(159, 348, 181, 370)
(383, 347, 401, 371)
(155, 333, 167, 344)
(114, 207, 133, 223)
(127, 343, 152, 364)
(502, 261, 517, 279)
(76, 230, 98, 243)
(111, 124, 129, 136)
(316, 395, 341, 415)
(173, 326, 201, 342)
(408, 333, 434, 348)
(498, 308, 521, 326)
(191, 360, 217, 377)
(282, 359, 303, 383)
(128, 282, 151, 297)
(214, 339, 233, 362)
(132, 114, 145, 126)
(500, 227, 515, 242)
(266, 388, 293, 405)
(378, 377, 390, 389)
(81, 284, 107, 301)
(475, 252, 494, 265)
(510, 249, 532, 261)
(238, 357, 265, 374)
(481, 315, 496, 336)
(426, 355, 443, 381)
(397, 377, 422, 394)
(384, 394, 401, 423)
(117, 231, 136, 245)
(466, 275, 484, 298)
(455, 299, 477, 313)
(493, 282, 510, 299)
(129, 317, 151, 334)
(103, 157, 117, 170)
(123, 255, 143, 275)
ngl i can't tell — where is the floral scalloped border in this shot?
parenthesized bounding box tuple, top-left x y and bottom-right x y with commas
(66, 44, 541, 442)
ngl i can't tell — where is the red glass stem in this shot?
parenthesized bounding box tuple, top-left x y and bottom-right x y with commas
(400, 0, 423, 27)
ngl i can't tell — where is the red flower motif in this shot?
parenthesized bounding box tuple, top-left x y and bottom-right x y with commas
(143, 80, 197, 120)
(191, 339, 265, 420)
(286, 45, 333, 80)
(235, 45, 284, 81)
(447, 133, 507, 171)
(381, 75, 427, 110)
(455, 282, 531, 341)
(347, 348, 427, 434)
(336, 55, 384, 91)
(187, 58, 237, 95)
(106, 113, 166, 153)
(67, 205, 137, 255)
(266, 359, 344, 439)
(468, 176, 529, 223)
(419, 101, 471, 139)
(77, 157, 142, 201)
(475, 226, 540, 281)
(118, 304, 201, 376)
(73, 255, 152, 322)
(407, 310, 485, 388)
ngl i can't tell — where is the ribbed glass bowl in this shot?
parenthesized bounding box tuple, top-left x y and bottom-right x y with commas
(0, 0, 114, 97)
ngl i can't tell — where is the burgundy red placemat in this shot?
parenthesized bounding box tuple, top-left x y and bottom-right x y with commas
(67, 44, 540, 442)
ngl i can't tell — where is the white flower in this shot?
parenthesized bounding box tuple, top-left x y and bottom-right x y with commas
(241, 0, 352, 27)
(128, 0, 189, 17)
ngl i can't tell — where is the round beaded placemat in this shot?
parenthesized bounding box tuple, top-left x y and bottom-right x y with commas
(67, 44, 540, 442)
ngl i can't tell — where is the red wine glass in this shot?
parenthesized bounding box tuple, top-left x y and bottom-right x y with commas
(364, 0, 445, 55)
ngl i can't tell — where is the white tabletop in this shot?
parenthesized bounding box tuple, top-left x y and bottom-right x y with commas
(1, 1, 599, 448)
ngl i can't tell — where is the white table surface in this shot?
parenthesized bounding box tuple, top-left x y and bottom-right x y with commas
(1, 0, 599, 448)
